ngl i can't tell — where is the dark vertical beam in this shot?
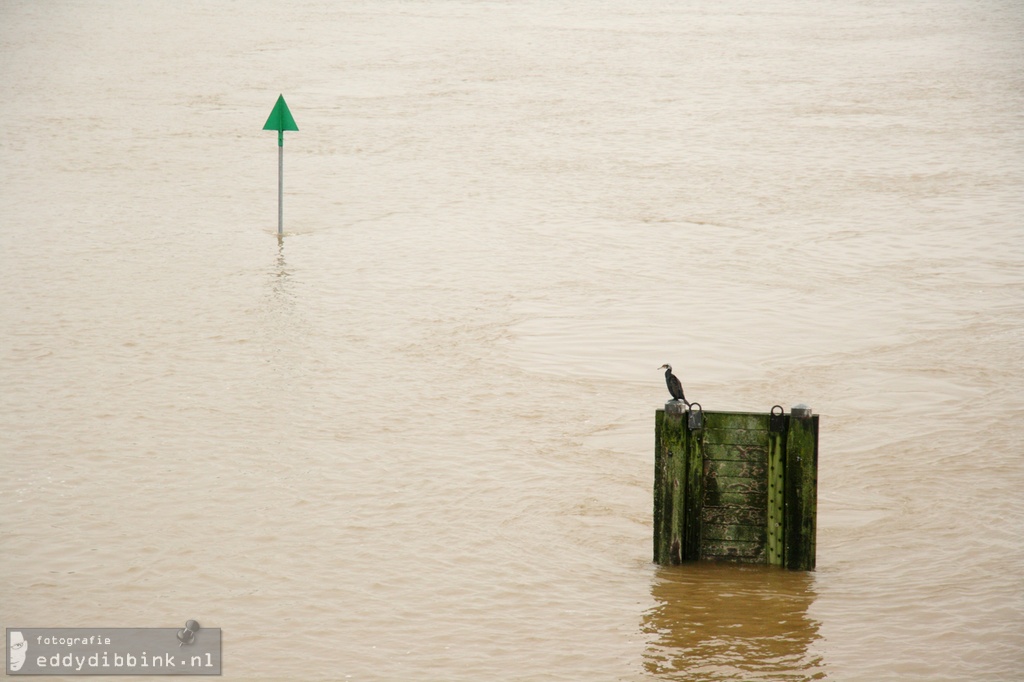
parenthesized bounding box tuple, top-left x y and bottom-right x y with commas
(682, 416, 704, 561)
(767, 423, 786, 566)
(653, 410, 669, 564)
(784, 407, 819, 570)
(654, 409, 688, 564)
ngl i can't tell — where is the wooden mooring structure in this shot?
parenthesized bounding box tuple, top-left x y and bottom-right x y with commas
(654, 403, 818, 570)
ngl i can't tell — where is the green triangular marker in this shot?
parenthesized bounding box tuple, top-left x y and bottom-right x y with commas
(263, 94, 299, 145)
(264, 94, 299, 236)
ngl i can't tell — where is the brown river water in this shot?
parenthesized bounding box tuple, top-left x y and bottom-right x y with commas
(2, 1, 1022, 680)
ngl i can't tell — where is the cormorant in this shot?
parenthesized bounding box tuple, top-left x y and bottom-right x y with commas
(659, 364, 689, 406)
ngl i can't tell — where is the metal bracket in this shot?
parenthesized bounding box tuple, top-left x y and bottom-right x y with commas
(769, 405, 785, 433)
(687, 402, 703, 431)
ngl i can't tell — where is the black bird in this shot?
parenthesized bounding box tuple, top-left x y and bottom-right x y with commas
(659, 364, 690, 406)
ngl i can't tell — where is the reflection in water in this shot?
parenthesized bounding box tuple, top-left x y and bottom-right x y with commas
(266, 234, 298, 328)
(644, 564, 825, 681)
(273, 234, 290, 297)
(258, 233, 307, 381)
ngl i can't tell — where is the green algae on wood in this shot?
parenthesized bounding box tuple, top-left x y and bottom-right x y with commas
(784, 411, 819, 570)
(767, 428, 786, 566)
(654, 407, 818, 570)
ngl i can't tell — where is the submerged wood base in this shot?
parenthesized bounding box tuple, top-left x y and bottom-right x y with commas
(654, 407, 818, 570)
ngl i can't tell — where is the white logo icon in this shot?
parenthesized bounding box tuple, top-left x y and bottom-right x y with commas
(9, 631, 27, 672)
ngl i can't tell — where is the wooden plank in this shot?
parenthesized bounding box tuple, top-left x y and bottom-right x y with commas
(702, 523, 766, 543)
(704, 489, 767, 508)
(704, 443, 768, 462)
(704, 473, 765, 510)
(700, 540, 767, 562)
(653, 411, 665, 563)
(704, 475, 766, 495)
(766, 428, 786, 566)
(682, 421, 703, 561)
(704, 457, 767, 480)
(703, 412, 769, 431)
(654, 410, 688, 565)
(654, 410, 674, 564)
(784, 414, 818, 570)
(702, 505, 767, 526)
(704, 428, 769, 447)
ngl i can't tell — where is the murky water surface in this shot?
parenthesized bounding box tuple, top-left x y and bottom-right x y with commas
(2, 1, 1022, 679)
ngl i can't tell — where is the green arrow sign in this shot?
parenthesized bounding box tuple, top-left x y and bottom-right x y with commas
(263, 94, 299, 146)
(263, 94, 299, 235)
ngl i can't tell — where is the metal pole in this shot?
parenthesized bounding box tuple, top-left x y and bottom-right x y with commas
(277, 133, 284, 235)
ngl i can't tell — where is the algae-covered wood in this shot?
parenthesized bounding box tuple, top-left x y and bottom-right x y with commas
(654, 407, 818, 570)
(702, 505, 766, 527)
(654, 410, 690, 565)
(767, 429, 786, 566)
(784, 414, 818, 570)
(703, 429, 769, 447)
(701, 539, 765, 561)
(704, 443, 768, 461)
(703, 412, 769, 431)
(705, 458, 767, 480)
(682, 422, 704, 560)
(702, 523, 765, 543)
(700, 411, 768, 562)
